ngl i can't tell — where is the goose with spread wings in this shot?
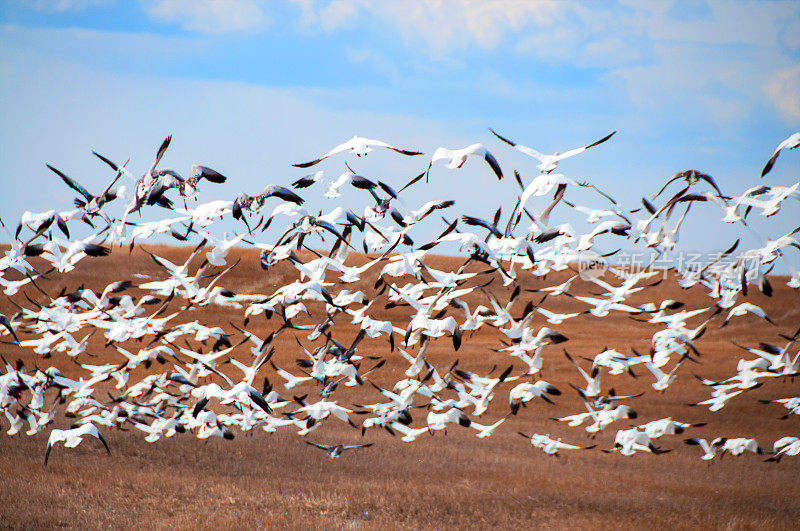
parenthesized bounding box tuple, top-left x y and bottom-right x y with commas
(47, 164, 123, 215)
(232, 185, 305, 221)
(293, 135, 423, 168)
(304, 441, 373, 458)
(45, 423, 110, 465)
(428, 143, 503, 180)
(490, 128, 615, 173)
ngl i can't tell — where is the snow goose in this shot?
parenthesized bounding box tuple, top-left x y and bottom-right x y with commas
(490, 128, 615, 174)
(429, 143, 503, 180)
(761, 132, 800, 177)
(293, 135, 422, 168)
(304, 441, 373, 458)
(45, 423, 109, 465)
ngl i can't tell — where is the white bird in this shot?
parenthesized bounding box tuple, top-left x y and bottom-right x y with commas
(721, 302, 774, 327)
(643, 357, 687, 391)
(388, 422, 431, 443)
(564, 350, 602, 399)
(767, 437, 800, 462)
(685, 437, 725, 460)
(519, 432, 595, 456)
(590, 349, 646, 376)
(397, 341, 429, 378)
(565, 202, 619, 223)
(293, 398, 356, 427)
(567, 294, 642, 318)
(529, 275, 578, 296)
(761, 132, 800, 177)
(199, 231, 248, 267)
(519, 173, 578, 210)
(508, 380, 560, 414)
(719, 437, 761, 456)
(270, 362, 312, 389)
(490, 128, 615, 173)
(177, 199, 234, 227)
(470, 415, 509, 438)
(535, 306, 582, 325)
(690, 388, 744, 411)
(583, 404, 637, 434)
(324, 172, 376, 199)
(639, 418, 703, 439)
(133, 415, 184, 443)
(45, 423, 110, 465)
(427, 408, 471, 431)
(611, 428, 661, 456)
(429, 143, 503, 180)
(763, 397, 800, 417)
(293, 135, 422, 168)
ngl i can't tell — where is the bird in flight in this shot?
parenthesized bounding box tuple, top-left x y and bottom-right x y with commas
(293, 136, 423, 168)
(303, 441, 373, 458)
(489, 128, 615, 173)
(761, 132, 800, 178)
(45, 423, 110, 465)
(428, 143, 503, 180)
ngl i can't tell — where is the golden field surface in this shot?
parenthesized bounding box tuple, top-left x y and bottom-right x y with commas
(1, 245, 799, 529)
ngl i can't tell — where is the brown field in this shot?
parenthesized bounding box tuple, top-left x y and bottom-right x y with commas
(1, 245, 799, 529)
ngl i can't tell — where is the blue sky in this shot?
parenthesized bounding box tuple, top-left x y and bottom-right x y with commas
(0, 0, 798, 260)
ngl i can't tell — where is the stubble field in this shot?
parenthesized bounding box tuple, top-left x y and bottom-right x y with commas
(1, 245, 799, 529)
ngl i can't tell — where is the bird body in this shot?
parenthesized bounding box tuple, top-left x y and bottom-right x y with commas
(293, 135, 422, 168)
(490, 128, 615, 173)
(304, 441, 373, 458)
(45, 423, 109, 465)
(430, 143, 503, 180)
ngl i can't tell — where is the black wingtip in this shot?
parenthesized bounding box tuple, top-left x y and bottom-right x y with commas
(586, 131, 616, 149)
(489, 128, 517, 147)
(761, 152, 778, 178)
(484, 152, 504, 180)
(292, 159, 319, 169)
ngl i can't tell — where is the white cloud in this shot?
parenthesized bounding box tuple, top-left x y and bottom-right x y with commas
(143, 0, 269, 33)
(570, 1, 798, 130)
(293, 0, 565, 55)
(514, 24, 580, 64)
(612, 41, 761, 129)
(516, 25, 643, 69)
(622, 0, 795, 48)
(317, 0, 359, 32)
(765, 64, 800, 121)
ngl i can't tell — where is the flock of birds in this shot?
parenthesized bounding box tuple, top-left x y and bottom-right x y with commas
(1, 129, 799, 465)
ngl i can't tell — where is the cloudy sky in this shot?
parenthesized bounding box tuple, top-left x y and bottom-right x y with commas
(1, 0, 798, 259)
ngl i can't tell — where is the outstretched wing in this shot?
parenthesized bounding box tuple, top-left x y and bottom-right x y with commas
(483, 150, 503, 180)
(304, 441, 333, 452)
(259, 185, 305, 205)
(342, 443, 373, 450)
(47, 165, 93, 201)
(191, 165, 227, 184)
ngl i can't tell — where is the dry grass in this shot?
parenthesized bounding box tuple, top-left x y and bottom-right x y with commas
(1, 245, 799, 529)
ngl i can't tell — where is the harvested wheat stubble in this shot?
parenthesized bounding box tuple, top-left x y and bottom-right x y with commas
(1, 247, 799, 529)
